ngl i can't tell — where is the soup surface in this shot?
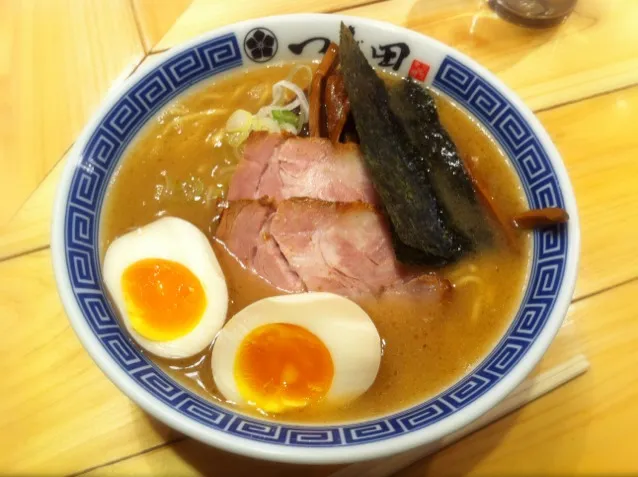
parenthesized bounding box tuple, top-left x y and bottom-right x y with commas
(101, 62, 530, 423)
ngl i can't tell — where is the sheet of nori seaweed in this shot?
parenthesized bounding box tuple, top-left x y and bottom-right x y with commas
(339, 23, 467, 264)
(388, 79, 493, 248)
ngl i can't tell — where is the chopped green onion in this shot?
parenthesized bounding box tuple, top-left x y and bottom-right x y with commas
(272, 109, 299, 127)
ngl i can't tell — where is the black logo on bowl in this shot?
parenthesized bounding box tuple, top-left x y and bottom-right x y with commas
(288, 26, 357, 55)
(243, 28, 278, 63)
(371, 42, 410, 71)
(289, 37, 331, 55)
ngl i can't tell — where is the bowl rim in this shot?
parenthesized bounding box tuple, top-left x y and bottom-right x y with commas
(51, 13, 580, 464)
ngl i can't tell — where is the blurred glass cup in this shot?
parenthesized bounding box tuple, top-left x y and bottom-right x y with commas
(488, 0, 578, 27)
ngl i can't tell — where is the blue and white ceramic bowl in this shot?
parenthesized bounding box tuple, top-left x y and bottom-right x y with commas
(52, 14, 580, 464)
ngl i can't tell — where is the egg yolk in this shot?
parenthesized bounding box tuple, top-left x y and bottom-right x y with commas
(234, 323, 334, 414)
(121, 258, 206, 341)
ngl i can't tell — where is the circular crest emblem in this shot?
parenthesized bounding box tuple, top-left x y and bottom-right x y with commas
(243, 27, 278, 63)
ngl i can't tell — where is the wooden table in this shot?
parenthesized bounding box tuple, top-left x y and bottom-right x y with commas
(2, 0, 638, 475)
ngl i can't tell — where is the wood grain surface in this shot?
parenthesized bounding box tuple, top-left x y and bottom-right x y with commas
(133, 0, 193, 51)
(2, 0, 638, 475)
(0, 152, 64, 261)
(0, 249, 181, 475)
(343, 0, 638, 111)
(329, 354, 589, 477)
(0, 0, 145, 226)
(399, 279, 638, 476)
(152, 0, 390, 51)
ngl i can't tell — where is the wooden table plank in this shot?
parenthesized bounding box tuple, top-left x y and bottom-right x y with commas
(4, 80, 637, 300)
(343, 0, 638, 112)
(0, 250, 180, 476)
(0, 0, 145, 226)
(76, 278, 638, 476)
(0, 51, 171, 262)
(539, 86, 638, 299)
(132, 0, 193, 51)
(334, 355, 589, 477)
(0, 154, 64, 262)
(152, 0, 389, 52)
(398, 279, 638, 476)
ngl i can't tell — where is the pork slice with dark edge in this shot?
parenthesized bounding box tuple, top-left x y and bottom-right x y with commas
(215, 199, 306, 293)
(215, 198, 450, 302)
(269, 199, 407, 295)
(228, 132, 379, 205)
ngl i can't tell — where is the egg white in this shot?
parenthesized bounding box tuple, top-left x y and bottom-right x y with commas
(211, 292, 381, 410)
(103, 216, 228, 359)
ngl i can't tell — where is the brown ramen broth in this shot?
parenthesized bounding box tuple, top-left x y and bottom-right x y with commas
(100, 63, 530, 423)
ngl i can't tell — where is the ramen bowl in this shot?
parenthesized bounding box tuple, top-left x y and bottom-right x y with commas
(51, 14, 579, 464)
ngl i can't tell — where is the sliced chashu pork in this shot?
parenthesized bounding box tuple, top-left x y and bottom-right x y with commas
(215, 198, 450, 300)
(228, 132, 379, 205)
(269, 200, 403, 295)
(214, 199, 305, 293)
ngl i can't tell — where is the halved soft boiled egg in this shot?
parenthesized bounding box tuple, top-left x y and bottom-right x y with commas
(212, 293, 381, 414)
(103, 217, 228, 359)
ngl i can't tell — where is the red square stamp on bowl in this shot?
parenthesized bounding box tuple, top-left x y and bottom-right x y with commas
(409, 59, 430, 82)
